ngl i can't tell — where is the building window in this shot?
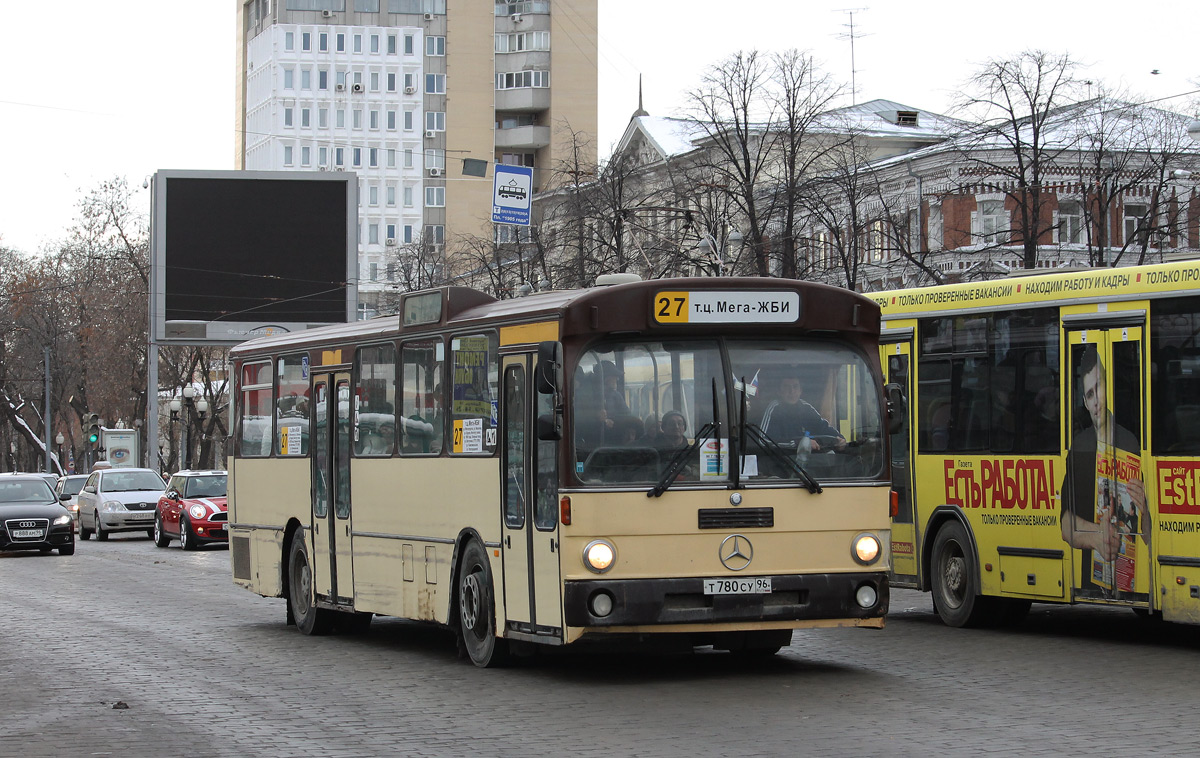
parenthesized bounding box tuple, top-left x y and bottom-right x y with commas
(425, 111, 445, 131)
(302, 32, 311, 51)
(285, 31, 295, 51)
(386, 223, 396, 239)
(301, 108, 311, 127)
(319, 32, 328, 52)
(387, 149, 396, 168)
(319, 108, 328, 128)
(424, 149, 445, 170)
(404, 34, 415, 55)
(353, 147, 362, 167)
(370, 34, 380, 53)
(369, 147, 378, 167)
(387, 73, 396, 92)
(369, 186, 379, 206)
(1124, 203, 1149, 247)
(336, 33, 345, 52)
(425, 187, 445, 207)
(387, 34, 397, 54)
(353, 33, 362, 53)
(318, 70, 328, 90)
(404, 186, 413, 207)
(404, 110, 414, 130)
(425, 74, 446, 94)
(283, 145, 294, 166)
(403, 72, 414, 91)
(426, 36, 445, 56)
(387, 186, 396, 206)
(387, 110, 397, 130)
(301, 69, 312, 90)
(353, 109, 362, 129)
(425, 225, 444, 245)
(404, 148, 413, 168)
(284, 107, 293, 127)
(335, 147, 344, 166)
(370, 72, 380, 91)
(369, 223, 379, 244)
(319, 146, 328, 167)
(975, 200, 1007, 245)
(1057, 201, 1084, 245)
(495, 70, 549, 89)
(370, 110, 379, 129)
(495, 31, 547, 53)
(336, 109, 346, 128)
(283, 68, 294, 89)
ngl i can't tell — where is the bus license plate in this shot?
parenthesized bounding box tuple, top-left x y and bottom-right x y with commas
(12, 529, 44, 539)
(703, 577, 771, 595)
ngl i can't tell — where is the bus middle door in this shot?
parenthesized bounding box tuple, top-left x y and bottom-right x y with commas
(1064, 323, 1149, 606)
(312, 371, 355, 607)
(881, 329, 918, 586)
(500, 354, 563, 642)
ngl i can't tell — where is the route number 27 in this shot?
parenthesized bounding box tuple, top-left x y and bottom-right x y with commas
(655, 293, 688, 323)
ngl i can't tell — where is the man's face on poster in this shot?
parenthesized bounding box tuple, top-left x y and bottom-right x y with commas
(1082, 359, 1106, 431)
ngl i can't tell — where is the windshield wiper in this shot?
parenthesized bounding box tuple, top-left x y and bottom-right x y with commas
(744, 423, 822, 494)
(648, 421, 715, 498)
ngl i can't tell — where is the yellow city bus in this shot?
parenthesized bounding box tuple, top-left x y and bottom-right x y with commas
(875, 260, 1200, 627)
(227, 276, 893, 666)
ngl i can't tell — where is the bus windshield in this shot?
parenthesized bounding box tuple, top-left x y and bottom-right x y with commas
(572, 338, 885, 486)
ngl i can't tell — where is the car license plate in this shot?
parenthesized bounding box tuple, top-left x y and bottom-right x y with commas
(129, 512, 154, 520)
(12, 529, 44, 539)
(703, 577, 771, 595)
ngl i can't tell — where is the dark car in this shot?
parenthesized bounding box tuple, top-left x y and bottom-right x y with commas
(154, 470, 228, 550)
(0, 475, 76, 555)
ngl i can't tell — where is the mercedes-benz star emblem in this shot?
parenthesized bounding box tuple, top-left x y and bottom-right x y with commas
(719, 534, 753, 571)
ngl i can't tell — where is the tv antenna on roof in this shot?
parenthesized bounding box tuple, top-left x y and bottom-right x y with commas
(834, 8, 870, 106)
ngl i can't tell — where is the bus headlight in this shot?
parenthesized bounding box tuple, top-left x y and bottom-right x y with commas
(856, 583, 879, 608)
(583, 539, 616, 573)
(852, 533, 881, 565)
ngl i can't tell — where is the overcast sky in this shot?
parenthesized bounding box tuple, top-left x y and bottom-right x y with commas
(1, 0, 1196, 256)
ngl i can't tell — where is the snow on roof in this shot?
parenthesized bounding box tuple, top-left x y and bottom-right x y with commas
(627, 115, 708, 159)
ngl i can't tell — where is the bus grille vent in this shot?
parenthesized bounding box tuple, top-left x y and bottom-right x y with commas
(697, 507, 773, 529)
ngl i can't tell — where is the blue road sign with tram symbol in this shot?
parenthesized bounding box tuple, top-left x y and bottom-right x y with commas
(492, 164, 533, 226)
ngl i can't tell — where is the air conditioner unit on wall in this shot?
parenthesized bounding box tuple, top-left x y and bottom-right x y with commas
(321, 9, 333, 18)
(351, 82, 364, 93)
(386, 238, 397, 246)
(404, 86, 416, 94)
(428, 167, 442, 177)
(335, 82, 346, 91)
(425, 130, 436, 139)
(423, 13, 434, 21)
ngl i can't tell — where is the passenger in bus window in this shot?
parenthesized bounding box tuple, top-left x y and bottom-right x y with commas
(657, 411, 689, 451)
(641, 413, 661, 447)
(1060, 346, 1149, 574)
(614, 415, 644, 445)
(760, 374, 846, 451)
(599, 360, 630, 420)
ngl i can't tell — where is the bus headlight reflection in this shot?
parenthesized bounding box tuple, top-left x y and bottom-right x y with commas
(589, 591, 614, 617)
(583, 539, 615, 573)
(852, 533, 881, 565)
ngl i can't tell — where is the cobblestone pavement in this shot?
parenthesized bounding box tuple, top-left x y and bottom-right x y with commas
(4, 535, 1200, 757)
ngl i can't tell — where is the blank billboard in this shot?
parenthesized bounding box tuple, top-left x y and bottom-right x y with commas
(150, 169, 357, 345)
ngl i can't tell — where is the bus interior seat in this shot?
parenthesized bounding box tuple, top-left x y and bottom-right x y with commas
(581, 446, 659, 483)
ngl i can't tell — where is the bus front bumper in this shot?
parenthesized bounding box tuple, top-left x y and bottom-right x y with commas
(562, 572, 888, 629)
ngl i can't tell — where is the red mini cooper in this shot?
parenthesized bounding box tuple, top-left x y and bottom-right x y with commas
(154, 470, 228, 550)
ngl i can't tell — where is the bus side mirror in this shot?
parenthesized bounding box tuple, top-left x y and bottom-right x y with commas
(536, 341, 562, 395)
(885, 383, 906, 435)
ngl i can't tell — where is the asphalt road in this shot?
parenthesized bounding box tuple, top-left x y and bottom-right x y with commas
(4, 534, 1200, 757)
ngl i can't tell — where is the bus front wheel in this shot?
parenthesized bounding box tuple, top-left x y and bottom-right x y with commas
(457, 539, 509, 668)
(288, 535, 334, 635)
(931, 521, 997, 628)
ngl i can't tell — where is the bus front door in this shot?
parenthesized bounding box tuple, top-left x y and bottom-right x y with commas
(1064, 325, 1149, 606)
(500, 354, 563, 641)
(312, 372, 355, 607)
(881, 332, 918, 585)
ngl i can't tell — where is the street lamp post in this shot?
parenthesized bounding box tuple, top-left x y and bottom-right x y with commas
(195, 398, 209, 470)
(55, 433, 64, 474)
(181, 385, 197, 471)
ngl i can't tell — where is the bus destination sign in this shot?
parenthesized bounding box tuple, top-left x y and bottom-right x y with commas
(654, 290, 800, 324)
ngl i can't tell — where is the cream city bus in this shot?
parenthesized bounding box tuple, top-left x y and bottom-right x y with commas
(876, 260, 1200, 627)
(228, 275, 892, 666)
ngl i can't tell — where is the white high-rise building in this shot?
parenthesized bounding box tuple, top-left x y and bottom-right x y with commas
(235, 0, 597, 316)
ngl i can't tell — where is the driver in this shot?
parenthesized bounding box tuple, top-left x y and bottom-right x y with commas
(760, 375, 846, 451)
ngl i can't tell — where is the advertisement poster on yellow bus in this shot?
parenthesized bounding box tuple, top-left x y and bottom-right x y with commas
(452, 336, 492, 418)
(1091, 442, 1142, 593)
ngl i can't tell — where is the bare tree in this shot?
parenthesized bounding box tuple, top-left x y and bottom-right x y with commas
(951, 50, 1085, 269)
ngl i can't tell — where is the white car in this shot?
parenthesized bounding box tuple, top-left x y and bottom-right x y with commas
(77, 468, 166, 541)
(55, 474, 89, 529)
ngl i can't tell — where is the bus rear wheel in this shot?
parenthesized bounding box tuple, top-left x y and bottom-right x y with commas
(288, 535, 333, 635)
(931, 521, 999, 628)
(457, 539, 509, 668)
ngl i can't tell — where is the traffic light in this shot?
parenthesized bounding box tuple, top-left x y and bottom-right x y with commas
(85, 413, 101, 447)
